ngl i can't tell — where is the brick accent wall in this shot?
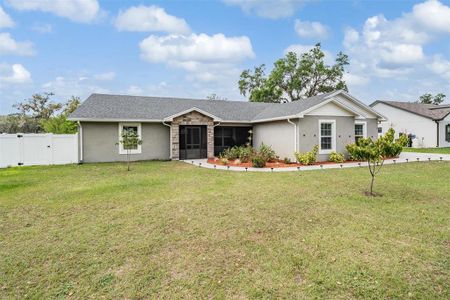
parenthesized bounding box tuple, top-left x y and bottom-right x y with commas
(171, 111, 215, 160)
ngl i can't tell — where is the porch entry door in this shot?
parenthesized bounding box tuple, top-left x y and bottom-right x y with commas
(179, 126, 207, 159)
(185, 126, 201, 159)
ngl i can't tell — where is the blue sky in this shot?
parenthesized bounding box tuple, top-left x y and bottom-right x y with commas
(1, 0, 450, 114)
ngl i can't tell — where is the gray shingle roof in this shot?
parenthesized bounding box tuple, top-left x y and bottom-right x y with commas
(69, 91, 354, 122)
(371, 100, 450, 121)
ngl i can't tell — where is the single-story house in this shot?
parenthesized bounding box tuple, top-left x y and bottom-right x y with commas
(68, 90, 384, 163)
(370, 101, 450, 148)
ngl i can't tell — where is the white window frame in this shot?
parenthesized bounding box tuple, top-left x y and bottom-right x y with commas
(118, 122, 142, 155)
(355, 121, 367, 142)
(318, 119, 336, 154)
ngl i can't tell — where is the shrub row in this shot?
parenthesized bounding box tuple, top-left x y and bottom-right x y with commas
(219, 144, 277, 168)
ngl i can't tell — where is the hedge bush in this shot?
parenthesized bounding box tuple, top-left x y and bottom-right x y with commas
(329, 151, 345, 163)
(252, 155, 266, 168)
(294, 145, 319, 165)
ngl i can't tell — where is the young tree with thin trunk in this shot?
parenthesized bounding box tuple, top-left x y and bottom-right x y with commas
(346, 128, 408, 196)
(118, 130, 142, 171)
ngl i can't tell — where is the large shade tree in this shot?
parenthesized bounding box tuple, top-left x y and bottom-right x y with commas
(238, 43, 349, 103)
(418, 93, 446, 105)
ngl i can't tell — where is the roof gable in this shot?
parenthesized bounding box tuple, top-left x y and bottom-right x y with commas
(304, 100, 360, 117)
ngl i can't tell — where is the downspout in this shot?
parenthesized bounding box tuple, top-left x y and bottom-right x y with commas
(77, 121, 83, 163)
(162, 121, 172, 159)
(435, 120, 440, 148)
(287, 118, 297, 153)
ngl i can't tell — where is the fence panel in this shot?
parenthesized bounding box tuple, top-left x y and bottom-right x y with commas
(0, 133, 78, 167)
(22, 134, 52, 166)
(52, 134, 79, 164)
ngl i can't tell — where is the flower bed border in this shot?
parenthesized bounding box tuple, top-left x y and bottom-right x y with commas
(207, 158, 364, 168)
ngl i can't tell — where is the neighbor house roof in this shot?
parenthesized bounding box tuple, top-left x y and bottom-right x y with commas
(370, 100, 450, 121)
(69, 90, 383, 123)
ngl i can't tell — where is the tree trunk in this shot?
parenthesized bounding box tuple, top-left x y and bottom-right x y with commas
(370, 174, 375, 196)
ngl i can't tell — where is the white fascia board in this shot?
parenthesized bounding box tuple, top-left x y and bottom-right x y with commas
(68, 117, 163, 122)
(251, 115, 301, 124)
(163, 107, 223, 122)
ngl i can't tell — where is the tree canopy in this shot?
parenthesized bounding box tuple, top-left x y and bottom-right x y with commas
(0, 93, 81, 134)
(238, 43, 349, 103)
(418, 93, 446, 105)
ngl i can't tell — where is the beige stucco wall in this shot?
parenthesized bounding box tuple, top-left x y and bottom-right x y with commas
(253, 120, 296, 160)
(298, 116, 378, 161)
(81, 122, 170, 163)
(253, 116, 378, 162)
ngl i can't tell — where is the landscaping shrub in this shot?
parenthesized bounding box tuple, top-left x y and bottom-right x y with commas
(258, 143, 276, 162)
(220, 157, 229, 165)
(220, 145, 254, 162)
(220, 147, 239, 160)
(329, 151, 345, 163)
(252, 155, 266, 168)
(283, 157, 291, 164)
(294, 145, 319, 165)
(238, 146, 254, 162)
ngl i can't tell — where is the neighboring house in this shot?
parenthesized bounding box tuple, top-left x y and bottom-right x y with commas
(371, 101, 450, 148)
(68, 90, 384, 163)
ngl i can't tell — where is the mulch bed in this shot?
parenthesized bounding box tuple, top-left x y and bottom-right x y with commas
(207, 158, 364, 168)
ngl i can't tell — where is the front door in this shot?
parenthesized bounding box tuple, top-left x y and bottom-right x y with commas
(185, 126, 201, 159)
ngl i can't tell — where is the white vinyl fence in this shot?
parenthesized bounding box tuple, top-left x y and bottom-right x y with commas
(0, 133, 78, 168)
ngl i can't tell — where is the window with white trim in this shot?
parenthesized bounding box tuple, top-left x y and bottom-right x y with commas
(355, 121, 367, 143)
(118, 123, 142, 154)
(319, 120, 336, 154)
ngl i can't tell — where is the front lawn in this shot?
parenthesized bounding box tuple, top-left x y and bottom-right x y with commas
(1, 161, 449, 298)
(403, 147, 450, 154)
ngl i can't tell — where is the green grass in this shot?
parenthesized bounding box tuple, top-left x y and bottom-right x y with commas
(1, 161, 449, 299)
(403, 147, 450, 154)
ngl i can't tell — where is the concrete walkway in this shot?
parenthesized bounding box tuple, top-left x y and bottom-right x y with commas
(183, 152, 450, 172)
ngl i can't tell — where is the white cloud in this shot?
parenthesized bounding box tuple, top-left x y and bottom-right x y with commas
(0, 33, 35, 56)
(294, 19, 328, 39)
(224, 0, 308, 19)
(140, 33, 254, 64)
(42, 75, 109, 99)
(139, 33, 254, 82)
(343, 1, 450, 78)
(93, 71, 116, 81)
(0, 63, 31, 84)
(339, 1, 450, 104)
(115, 5, 190, 34)
(7, 0, 100, 23)
(31, 23, 53, 33)
(0, 6, 15, 28)
(412, 0, 450, 33)
(126, 85, 144, 95)
(428, 55, 450, 80)
(343, 73, 369, 87)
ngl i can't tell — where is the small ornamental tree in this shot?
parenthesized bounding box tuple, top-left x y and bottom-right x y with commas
(346, 128, 408, 196)
(118, 130, 143, 171)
